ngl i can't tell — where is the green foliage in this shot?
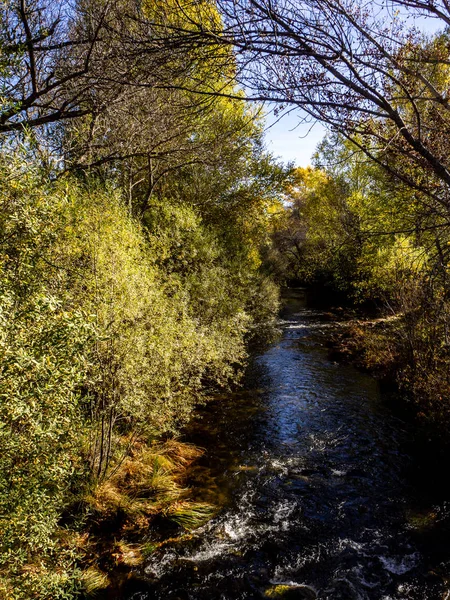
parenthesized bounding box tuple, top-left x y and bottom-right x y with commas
(272, 166, 359, 295)
(0, 151, 94, 598)
(274, 143, 431, 304)
(0, 126, 281, 596)
(0, 4, 284, 595)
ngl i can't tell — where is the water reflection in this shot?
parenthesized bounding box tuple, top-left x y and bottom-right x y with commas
(125, 289, 450, 600)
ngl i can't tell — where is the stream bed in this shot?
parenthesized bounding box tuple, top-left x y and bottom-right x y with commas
(125, 289, 450, 599)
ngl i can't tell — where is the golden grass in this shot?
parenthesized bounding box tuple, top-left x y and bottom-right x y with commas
(85, 439, 207, 520)
(112, 541, 144, 567)
(165, 500, 216, 530)
(77, 438, 214, 595)
(80, 566, 110, 596)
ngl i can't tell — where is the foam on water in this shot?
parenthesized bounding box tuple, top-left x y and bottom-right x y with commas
(130, 292, 450, 599)
(379, 553, 420, 575)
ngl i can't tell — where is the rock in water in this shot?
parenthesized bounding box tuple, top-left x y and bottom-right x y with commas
(263, 583, 317, 599)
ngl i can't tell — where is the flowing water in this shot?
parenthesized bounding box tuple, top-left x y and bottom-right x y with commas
(125, 289, 450, 600)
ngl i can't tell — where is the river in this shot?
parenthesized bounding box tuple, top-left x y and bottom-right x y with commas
(123, 289, 450, 600)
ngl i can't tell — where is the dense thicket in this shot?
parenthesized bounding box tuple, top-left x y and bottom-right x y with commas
(0, 1, 284, 597)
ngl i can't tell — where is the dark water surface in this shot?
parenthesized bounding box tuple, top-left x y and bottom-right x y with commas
(126, 290, 450, 600)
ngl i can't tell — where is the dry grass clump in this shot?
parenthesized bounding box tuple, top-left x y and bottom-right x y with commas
(85, 439, 204, 520)
(80, 566, 110, 595)
(77, 438, 215, 594)
(164, 500, 216, 530)
(111, 541, 144, 567)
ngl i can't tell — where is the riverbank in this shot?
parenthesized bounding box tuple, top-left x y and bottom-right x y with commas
(70, 439, 214, 598)
(322, 302, 450, 444)
(325, 310, 401, 379)
(0, 152, 285, 600)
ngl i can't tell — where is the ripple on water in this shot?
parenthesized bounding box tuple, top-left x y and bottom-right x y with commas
(129, 294, 450, 600)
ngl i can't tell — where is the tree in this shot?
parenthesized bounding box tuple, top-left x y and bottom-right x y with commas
(154, 1, 450, 209)
(0, 0, 222, 139)
(271, 165, 363, 292)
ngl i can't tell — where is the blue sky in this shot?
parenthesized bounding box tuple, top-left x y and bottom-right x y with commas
(263, 109, 327, 167)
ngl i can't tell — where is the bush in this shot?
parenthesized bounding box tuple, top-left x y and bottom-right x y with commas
(0, 148, 278, 598)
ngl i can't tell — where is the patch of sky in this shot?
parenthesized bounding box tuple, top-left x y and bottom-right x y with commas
(262, 3, 444, 167)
